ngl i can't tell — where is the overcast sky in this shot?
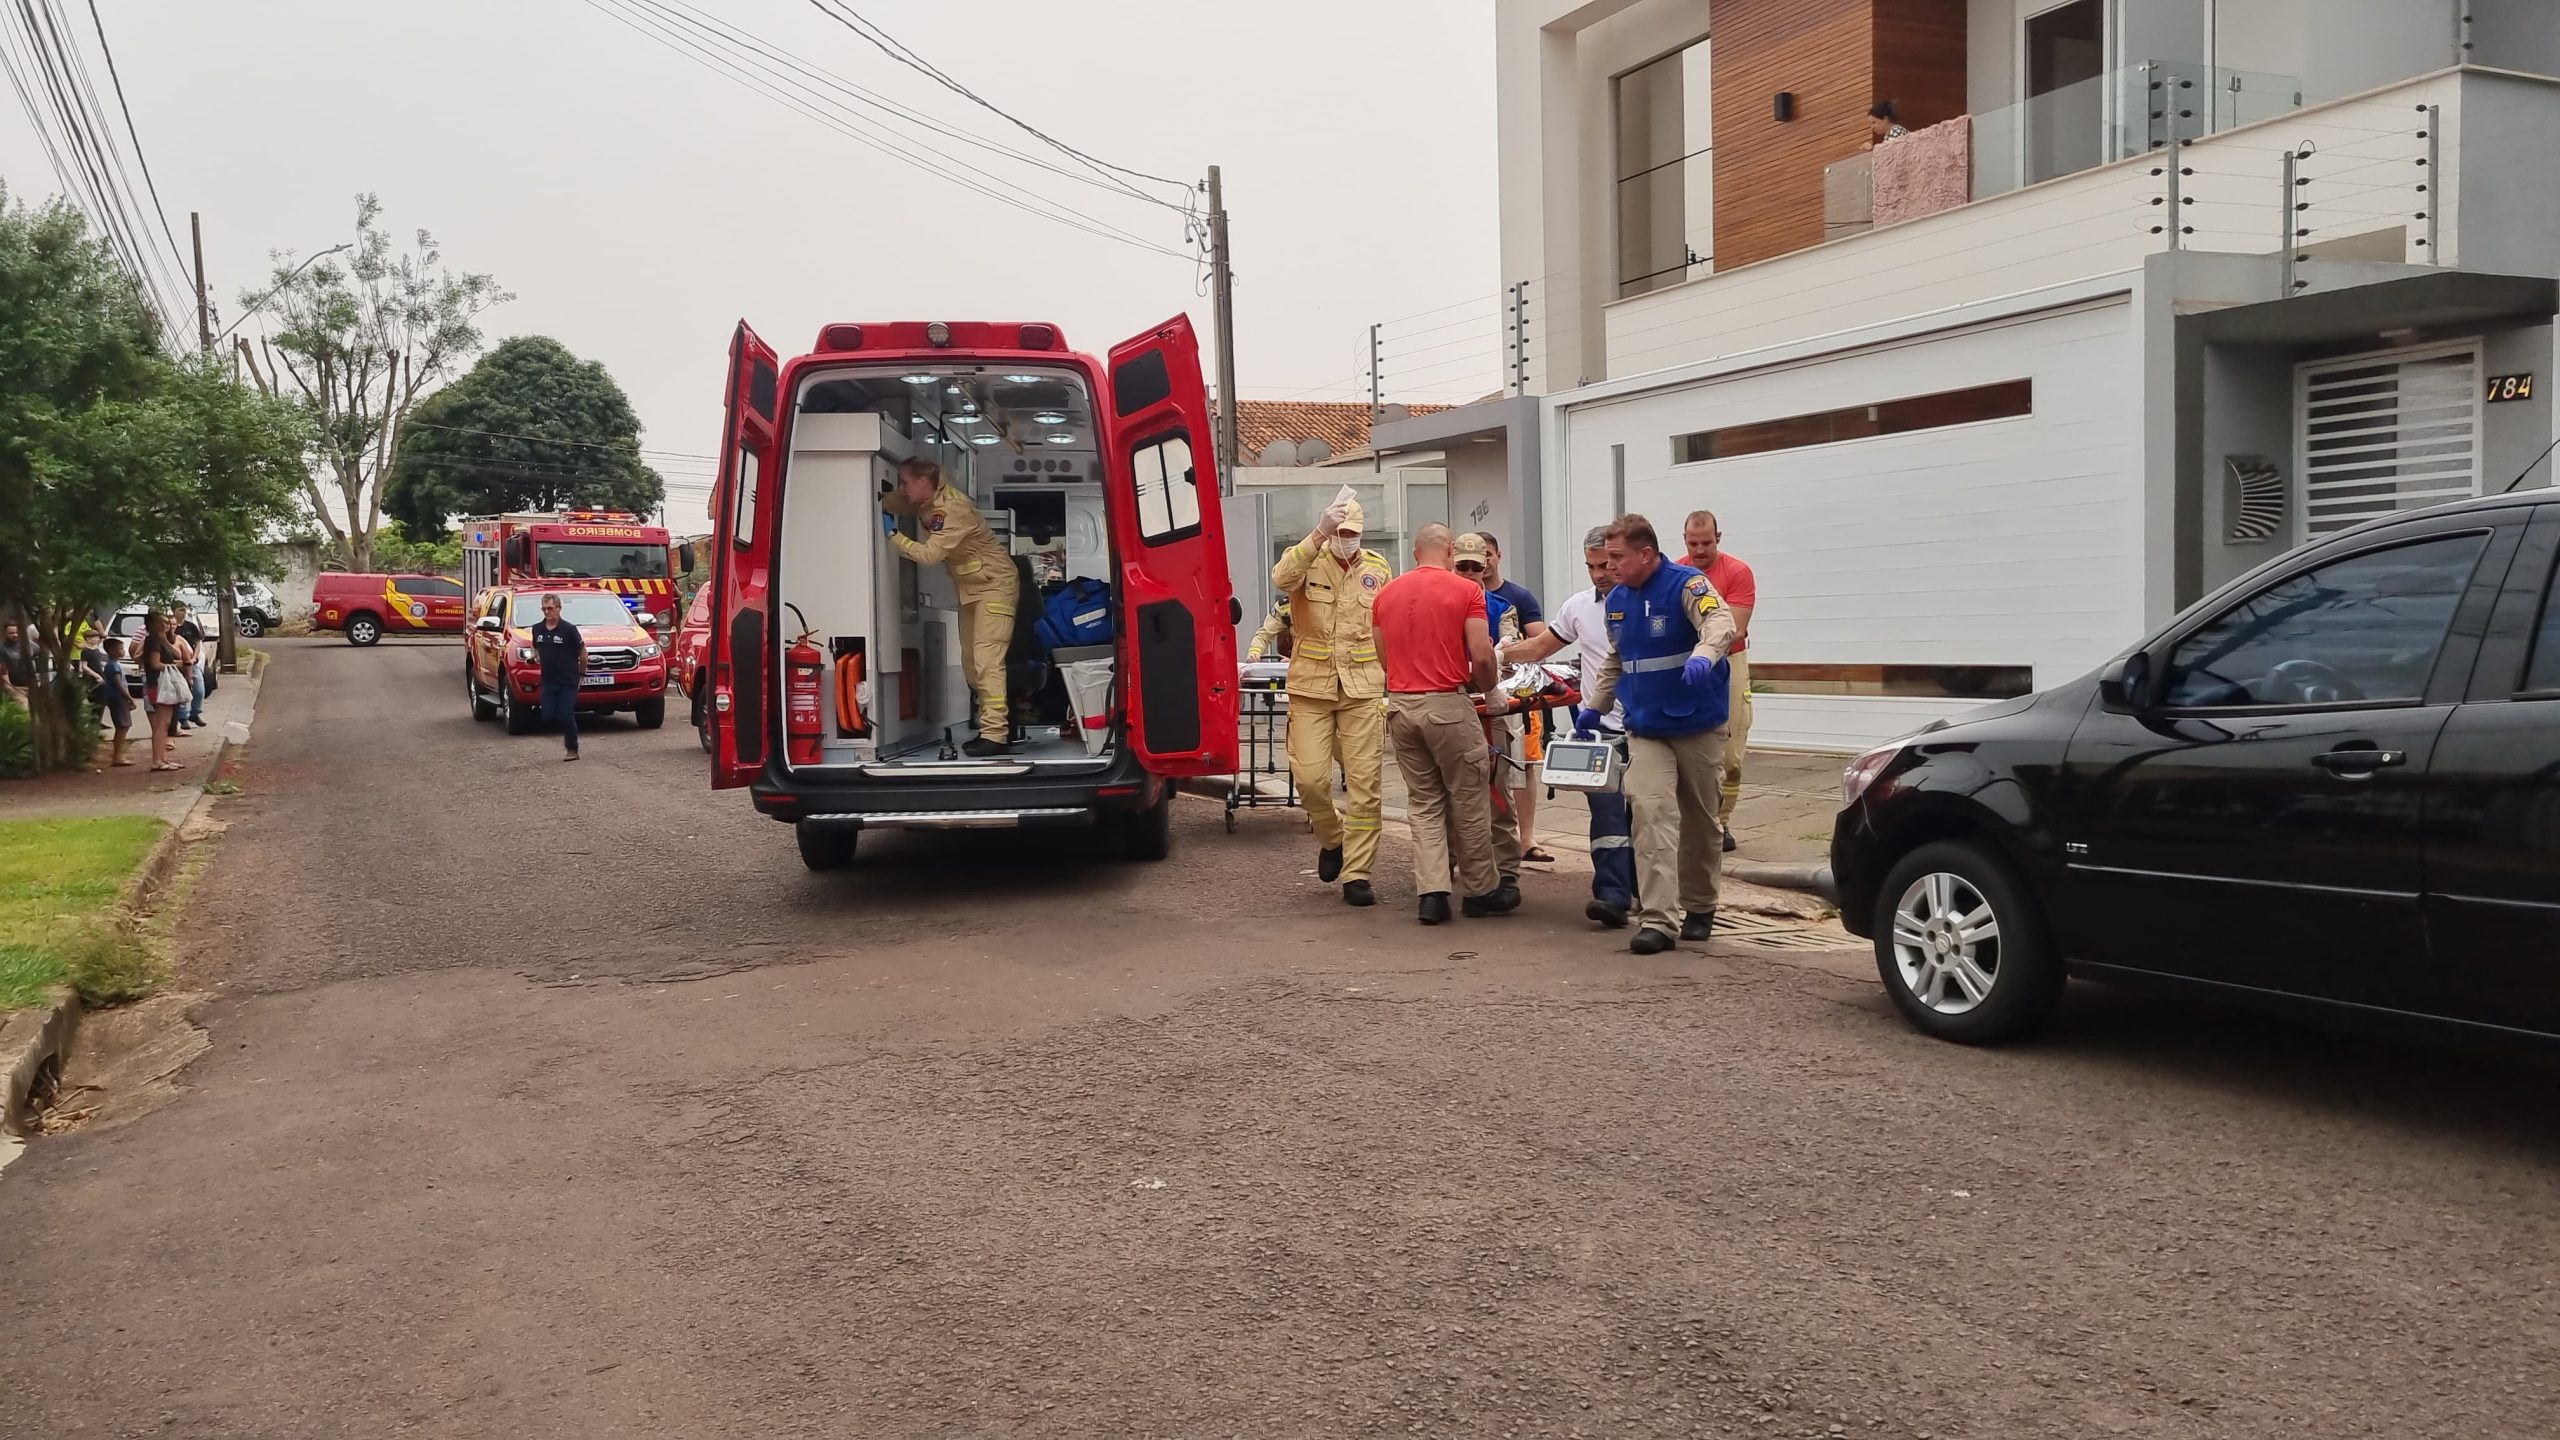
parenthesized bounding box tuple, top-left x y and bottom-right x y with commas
(1, 0, 1499, 524)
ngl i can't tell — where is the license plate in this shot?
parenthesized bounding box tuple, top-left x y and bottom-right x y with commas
(581, 672, 615, 686)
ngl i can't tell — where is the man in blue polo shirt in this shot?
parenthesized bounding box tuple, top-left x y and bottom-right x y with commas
(530, 593, 588, 761)
(1576, 514, 1738, 955)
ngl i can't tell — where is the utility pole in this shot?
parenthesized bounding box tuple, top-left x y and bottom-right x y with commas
(1205, 165, 1239, 494)
(1368, 323, 1383, 474)
(195, 211, 241, 674)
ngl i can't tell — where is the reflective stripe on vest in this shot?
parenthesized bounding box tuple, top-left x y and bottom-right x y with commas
(1623, 654, 1689, 673)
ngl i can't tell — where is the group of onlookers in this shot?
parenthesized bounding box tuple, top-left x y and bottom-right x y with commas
(1270, 499, 1757, 954)
(0, 602, 216, 773)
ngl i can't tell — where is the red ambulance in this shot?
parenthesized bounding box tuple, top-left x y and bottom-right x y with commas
(703, 317, 1240, 869)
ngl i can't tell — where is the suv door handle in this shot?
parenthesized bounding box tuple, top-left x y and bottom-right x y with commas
(2312, 747, 2406, 775)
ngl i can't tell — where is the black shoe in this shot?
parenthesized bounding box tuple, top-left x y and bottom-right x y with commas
(1342, 880, 1374, 907)
(1722, 830, 1738, 853)
(1317, 846, 1344, 882)
(1585, 899, 1628, 929)
(1461, 890, 1515, 918)
(1631, 928, 1676, 955)
(1494, 877, 1522, 912)
(1681, 909, 1717, 942)
(1418, 893, 1451, 926)
(962, 737, 1011, 757)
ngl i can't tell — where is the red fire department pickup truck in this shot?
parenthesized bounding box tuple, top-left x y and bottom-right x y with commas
(464, 583, 671, 734)
(702, 317, 1240, 870)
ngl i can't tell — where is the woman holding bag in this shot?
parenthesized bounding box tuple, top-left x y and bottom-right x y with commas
(141, 610, 188, 772)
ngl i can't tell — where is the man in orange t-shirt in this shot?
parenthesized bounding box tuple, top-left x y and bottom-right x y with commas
(1684, 510, 1758, 849)
(1374, 524, 1508, 926)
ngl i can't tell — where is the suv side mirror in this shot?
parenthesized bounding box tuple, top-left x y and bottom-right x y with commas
(2098, 651, 2152, 712)
(475, 615, 503, 633)
(677, 543, 697, 575)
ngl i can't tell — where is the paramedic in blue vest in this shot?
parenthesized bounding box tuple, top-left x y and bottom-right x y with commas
(1575, 513, 1739, 955)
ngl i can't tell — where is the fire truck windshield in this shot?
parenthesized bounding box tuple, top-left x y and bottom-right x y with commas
(512, 591, 637, 631)
(535, 541, 668, 579)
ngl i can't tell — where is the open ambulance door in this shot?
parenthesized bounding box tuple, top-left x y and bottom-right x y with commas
(708, 321, 781, 790)
(1104, 316, 1239, 777)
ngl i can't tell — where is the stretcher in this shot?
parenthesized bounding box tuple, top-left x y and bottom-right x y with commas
(1226, 659, 1298, 831)
(1476, 662, 1578, 823)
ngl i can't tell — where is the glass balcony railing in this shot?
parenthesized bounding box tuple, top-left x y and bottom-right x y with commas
(1971, 62, 2307, 202)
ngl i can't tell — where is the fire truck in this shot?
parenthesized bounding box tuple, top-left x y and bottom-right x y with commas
(460, 511, 689, 635)
(703, 316, 1240, 870)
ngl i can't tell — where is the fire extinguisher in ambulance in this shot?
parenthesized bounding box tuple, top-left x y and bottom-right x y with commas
(784, 606, 825, 767)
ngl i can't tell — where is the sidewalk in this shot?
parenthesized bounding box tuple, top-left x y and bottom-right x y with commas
(1368, 743, 1852, 918)
(2, 659, 264, 825)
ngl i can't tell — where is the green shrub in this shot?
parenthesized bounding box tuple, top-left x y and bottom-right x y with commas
(0, 694, 31, 779)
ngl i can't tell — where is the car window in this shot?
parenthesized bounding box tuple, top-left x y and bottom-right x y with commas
(2160, 532, 2489, 708)
(421, 578, 463, 598)
(2525, 547, 2560, 695)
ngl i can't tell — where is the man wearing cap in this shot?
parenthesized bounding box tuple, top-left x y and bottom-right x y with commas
(1453, 532, 1529, 897)
(1272, 497, 1394, 906)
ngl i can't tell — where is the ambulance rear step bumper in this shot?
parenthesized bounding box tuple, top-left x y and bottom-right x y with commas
(798, 808, 1088, 831)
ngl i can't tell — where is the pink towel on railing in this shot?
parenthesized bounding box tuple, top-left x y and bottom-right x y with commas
(1874, 115, 1973, 227)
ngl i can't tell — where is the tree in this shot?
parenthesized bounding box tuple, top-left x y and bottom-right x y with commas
(385, 336, 664, 537)
(249, 194, 507, 573)
(0, 186, 307, 773)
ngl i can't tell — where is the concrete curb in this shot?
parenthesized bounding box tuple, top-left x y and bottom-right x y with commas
(4, 655, 260, 1141)
(0, 987, 77, 1142)
(1728, 862, 1841, 903)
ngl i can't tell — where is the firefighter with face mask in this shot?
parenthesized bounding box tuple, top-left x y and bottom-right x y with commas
(884, 456, 1019, 756)
(1272, 496, 1393, 905)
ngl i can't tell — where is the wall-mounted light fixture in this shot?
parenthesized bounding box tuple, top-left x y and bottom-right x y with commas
(1774, 91, 1796, 122)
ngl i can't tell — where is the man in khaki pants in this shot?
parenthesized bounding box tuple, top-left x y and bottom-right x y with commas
(1373, 524, 1508, 926)
(1684, 510, 1757, 851)
(1272, 498, 1395, 906)
(1579, 514, 1739, 955)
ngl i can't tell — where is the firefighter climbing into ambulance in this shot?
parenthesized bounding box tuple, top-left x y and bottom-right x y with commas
(1272, 490, 1393, 907)
(883, 456, 1020, 757)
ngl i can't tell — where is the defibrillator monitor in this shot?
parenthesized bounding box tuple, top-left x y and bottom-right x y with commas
(1541, 737, 1621, 792)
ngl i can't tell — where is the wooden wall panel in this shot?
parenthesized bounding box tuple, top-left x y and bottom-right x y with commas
(1872, 0, 1971, 133)
(1709, 0, 1875, 270)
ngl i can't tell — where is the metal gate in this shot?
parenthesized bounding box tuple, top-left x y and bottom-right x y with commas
(2295, 340, 2483, 543)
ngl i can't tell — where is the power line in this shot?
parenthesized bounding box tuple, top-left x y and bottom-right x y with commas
(579, 0, 1197, 263)
(1, 0, 182, 336)
(78, 0, 183, 277)
(633, 0, 1183, 213)
(30, 0, 182, 311)
(801, 0, 1194, 204)
(614, 0, 1189, 254)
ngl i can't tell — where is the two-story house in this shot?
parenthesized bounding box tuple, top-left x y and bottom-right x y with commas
(1381, 0, 2560, 750)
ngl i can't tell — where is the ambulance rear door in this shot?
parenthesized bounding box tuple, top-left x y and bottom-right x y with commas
(1103, 316, 1239, 777)
(708, 321, 781, 790)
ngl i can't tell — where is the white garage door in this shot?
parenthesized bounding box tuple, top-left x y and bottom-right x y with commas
(1556, 297, 2143, 753)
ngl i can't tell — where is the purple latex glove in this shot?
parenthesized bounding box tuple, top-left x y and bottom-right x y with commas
(1682, 654, 1719, 686)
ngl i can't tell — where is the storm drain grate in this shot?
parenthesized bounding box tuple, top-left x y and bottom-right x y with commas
(1715, 913, 1860, 951)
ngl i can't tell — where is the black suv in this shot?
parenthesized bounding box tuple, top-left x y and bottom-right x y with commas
(1832, 491, 2560, 1045)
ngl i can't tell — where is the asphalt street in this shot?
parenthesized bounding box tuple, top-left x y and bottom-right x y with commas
(2, 637, 2556, 1439)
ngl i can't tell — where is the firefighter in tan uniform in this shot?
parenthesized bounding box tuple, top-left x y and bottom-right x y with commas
(885, 457, 1019, 757)
(1244, 597, 1292, 660)
(1273, 498, 1393, 906)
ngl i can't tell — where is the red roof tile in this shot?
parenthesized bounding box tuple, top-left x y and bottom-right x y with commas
(1225, 400, 1454, 465)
